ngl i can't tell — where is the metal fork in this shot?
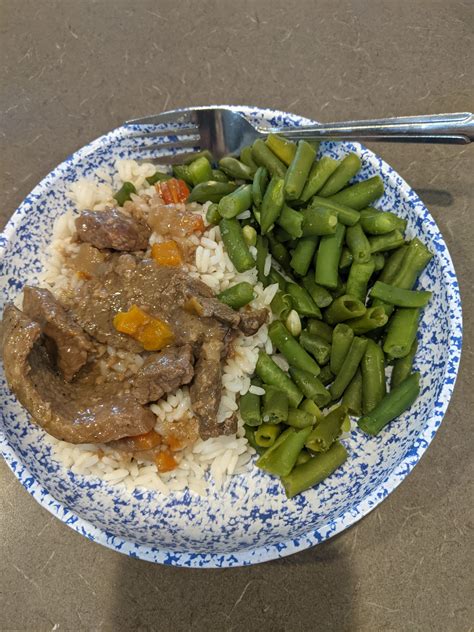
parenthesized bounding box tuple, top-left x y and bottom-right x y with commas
(125, 107, 474, 163)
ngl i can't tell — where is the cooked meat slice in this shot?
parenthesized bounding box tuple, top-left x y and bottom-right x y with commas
(22, 286, 91, 381)
(190, 339, 227, 440)
(238, 308, 269, 336)
(75, 208, 151, 251)
(220, 414, 238, 436)
(1, 305, 155, 444)
(185, 295, 241, 328)
(131, 345, 194, 404)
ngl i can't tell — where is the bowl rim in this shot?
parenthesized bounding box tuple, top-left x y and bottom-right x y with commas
(0, 104, 463, 567)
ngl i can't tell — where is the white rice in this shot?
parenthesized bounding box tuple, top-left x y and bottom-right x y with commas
(42, 159, 274, 496)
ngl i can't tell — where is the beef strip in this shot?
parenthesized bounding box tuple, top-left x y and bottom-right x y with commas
(75, 208, 151, 251)
(22, 286, 91, 381)
(184, 295, 240, 328)
(131, 344, 194, 404)
(239, 308, 269, 336)
(1, 305, 155, 443)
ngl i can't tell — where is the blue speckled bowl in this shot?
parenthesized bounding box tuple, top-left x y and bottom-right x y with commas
(0, 106, 462, 567)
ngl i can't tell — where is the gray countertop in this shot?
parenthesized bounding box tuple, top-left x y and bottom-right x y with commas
(1, 1, 473, 630)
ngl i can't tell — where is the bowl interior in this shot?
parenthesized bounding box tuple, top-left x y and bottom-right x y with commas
(0, 106, 462, 567)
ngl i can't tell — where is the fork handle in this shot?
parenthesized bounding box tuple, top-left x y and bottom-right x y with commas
(263, 112, 474, 144)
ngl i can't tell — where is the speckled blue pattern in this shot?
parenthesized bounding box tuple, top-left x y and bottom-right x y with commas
(0, 106, 462, 567)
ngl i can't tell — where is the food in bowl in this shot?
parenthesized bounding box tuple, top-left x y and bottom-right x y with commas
(0, 134, 433, 498)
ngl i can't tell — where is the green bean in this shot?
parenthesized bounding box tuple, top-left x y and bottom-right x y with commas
(252, 166, 269, 209)
(300, 331, 331, 366)
(251, 139, 287, 178)
(360, 340, 386, 414)
(391, 340, 418, 388)
(205, 203, 221, 225)
(171, 165, 193, 185)
(300, 398, 324, 423)
(290, 236, 319, 277)
(244, 425, 264, 453)
(315, 223, 346, 289)
(267, 233, 291, 272)
(114, 181, 136, 206)
(239, 391, 261, 427)
(262, 385, 289, 424)
(307, 319, 333, 343)
(242, 225, 257, 246)
(282, 441, 348, 498)
(240, 145, 259, 171)
(324, 295, 366, 325)
(305, 405, 348, 452)
(330, 276, 347, 299)
(218, 156, 254, 181)
(300, 156, 339, 203)
(274, 228, 292, 243)
(188, 156, 213, 185)
(146, 170, 171, 185)
(301, 206, 338, 236)
(330, 324, 354, 375)
(255, 351, 303, 408)
(378, 246, 409, 283)
(302, 276, 333, 308)
(257, 426, 312, 477)
(383, 308, 420, 358)
(329, 175, 384, 210)
(390, 238, 433, 289)
(187, 181, 237, 203)
(319, 153, 362, 197)
(211, 169, 230, 183)
(254, 235, 269, 287)
(260, 177, 285, 234)
(310, 197, 360, 226)
(346, 223, 372, 263)
(346, 259, 375, 302)
(360, 208, 407, 234)
(372, 253, 386, 272)
(286, 283, 322, 318)
(268, 321, 320, 375)
(339, 247, 353, 270)
(295, 450, 312, 466)
(255, 423, 282, 448)
(286, 408, 317, 429)
(342, 369, 362, 415)
(319, 365, 335, 386)
(218, 184, 253, 219)
(369, 230, 405, 254)
(330, 337, 368, 400)
(345, 306, 388, 334)
(217, 282, 255, 309)
(277, 204, 304, 238)
(270, 290, 293, 320)
(289, 367, 331, 407)
(284, 140, 317, 201)
(370, 281, 432, 308)
(358, 373, 420, 435)
(265, 134, 297, 166)
(219, 218, 255, 272)
(183, 149, 214, 165)
(269, 267, 287, 291)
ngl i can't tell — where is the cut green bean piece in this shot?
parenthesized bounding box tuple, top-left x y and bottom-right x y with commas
(255, 423, 282, 448)
(242, 225, 257, 247)
(114, 181, 136, 206)
(219, 218, 255, 272)
(300, 156, 339, 203)
(257, 426, 312, 477)
(346, 258, 375, 302)
(286, 283, 322, 318)
(255, 235, 270, 286)
(256, 351, 303, 408)
(277, 204, 304, 238)
(361, 340, 386, 415)
(251, 139, 287, 178)
(391, 340, 418, 388)
(274, 227, 293, 242)
(372, 253, 385, 271)
(146, 170, 171, 185)
(261, 177, 285, 234)
(330, 276, 347, 299)
(217, 282, 255, 309)
(172, 165, 194, 185)
(240, 145, 259, 171)
(270, 290, 293, 320)
(295, 450, 312, 466)
(319, 153, 362, 197)
(284, 140, 317, 201)
(306, 405, 348, 452)
(345, 306, 388, 335)
(218, 156, 254, 181)
(329, 175, 384, 210)
(265, 134, 297, 166)
(205, 202, 221, 225)
(339, 247, 353, 270)
(300, 331, 331, 366)
(252, 166, 269, 209)
(369, 230, 405, 254)
(211, 169, 230, 183)
(268, 267, 287, 291)
(262, 385, 289, 424)
(330, 324, 354, 375)
(289, 367, 331, 407)
(239, 391, 262, 427)
(319, 364, 335, 386)
(378, 246, 409, 284)
(302, 206, 338, 236)
(307, 319, 333, 342)
(302, 276, 333, 308)
(370, 281, 432, 307)
(330, 337, 368, 400)
(300, 398, 324, 423)
(183, 149, 214, 165)
(390, 239, 433, 289)
(310, 197, 360, 226)
(244, 426, 264, 453)
(189, 156, 213, 185)
(324, 295, 366, 325)
(187, 181, 237, 203)
(282, 440, 348, 498)
(342, 369, 362, 415)
(268, 321, 320, 375)
(315, 223, 346, 289)
(383, 308, 420, 358)
(358, 373, 420, 436)
(267, 233, 291, 272)
(346, 223, 372, 263)
(218, 184, 253, 219)
(290, 236, 319, 277)
(287, 408, 317, 429)
(360, 208, 407, 234)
